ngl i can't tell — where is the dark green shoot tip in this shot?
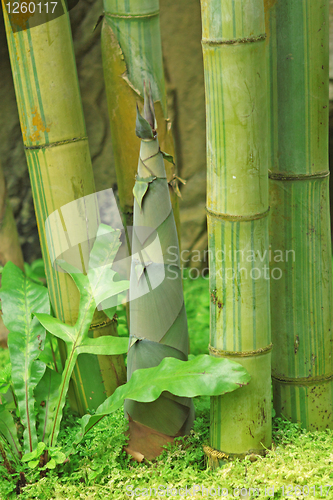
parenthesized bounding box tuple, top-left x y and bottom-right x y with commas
(143, 81, 156, 131)
(136, 104, 154, 140)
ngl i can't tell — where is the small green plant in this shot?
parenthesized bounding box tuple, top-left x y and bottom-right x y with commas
(0, 224, 250, 488)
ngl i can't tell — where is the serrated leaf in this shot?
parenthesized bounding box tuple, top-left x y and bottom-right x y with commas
(0, 262, 50, 454)
(73, 355, 250, 446)
(133, 176, 156, 209)
(135, 105, 154, 139)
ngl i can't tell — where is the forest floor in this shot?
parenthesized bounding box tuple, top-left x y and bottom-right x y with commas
(0, 272, 333, 499)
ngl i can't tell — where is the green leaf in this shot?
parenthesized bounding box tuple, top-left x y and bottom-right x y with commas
(34, 367, 62, 443)
(21, 441, 45, 462)
(34, 314, 75, 346)
(160, 150, 175, 164)
(0, 262, 50, 454)
(75, 336, 128, 355)
(0, 407, 21, 456)
(103, 306, 117, 320)
(33, 224, 128, 448)
(73, 355, 250, 446)
(135, 105, 154, 139)
(133, 176, 156, 209)
(87, 268, 129, 307)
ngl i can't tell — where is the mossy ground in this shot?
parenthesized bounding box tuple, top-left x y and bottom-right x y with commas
(1, 272, 333, 499)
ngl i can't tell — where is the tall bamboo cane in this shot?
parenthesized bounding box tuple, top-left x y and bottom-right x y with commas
(101, 0, 181, 236)
(123, 89, 194, 460)
(0, 160, 24, 347)
(200, 0, 272, 465)
(2, 1, 126, 415)
(266, 0, 333, 430)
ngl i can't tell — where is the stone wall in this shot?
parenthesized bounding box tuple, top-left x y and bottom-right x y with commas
(0, 0, 207, 266)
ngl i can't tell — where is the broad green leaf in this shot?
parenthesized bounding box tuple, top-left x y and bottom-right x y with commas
(35, 367, 62, 443)
(73, 355, 250, 446)
(133, 176, 156, 209)
(135, 105, 154, 139)
(34, 314, 75, 346)
(0, 262, 50, 453)
(75, 336, 129, 355)
(0, 407, 21, 456)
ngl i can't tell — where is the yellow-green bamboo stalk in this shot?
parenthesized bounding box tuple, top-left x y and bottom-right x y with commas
(101, 0, 181, 236)
(200, 0, 272, 465)
(0, 160, 24, 347)
(2, 1, 126, 414)
(266, 0, 333, 430)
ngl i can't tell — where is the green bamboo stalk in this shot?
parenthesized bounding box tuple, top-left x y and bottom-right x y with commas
(0, 160, 24, 347)
(2, 0, 126, 415)
(123, 91, 194, 460)
(200, 0, 272, 465)
(101, 0, 181, 236)
(266, 0, 333, 430)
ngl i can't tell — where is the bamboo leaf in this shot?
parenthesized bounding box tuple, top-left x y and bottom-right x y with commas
(0, 407, 21, 456)
(136, 105, 154, 140)
(73, 355, 250, 445)
(0, 262, 50, 453)
(75, 336, 128, 355)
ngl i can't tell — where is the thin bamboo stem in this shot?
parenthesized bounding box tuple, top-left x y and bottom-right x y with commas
(200, 0, 272, 465)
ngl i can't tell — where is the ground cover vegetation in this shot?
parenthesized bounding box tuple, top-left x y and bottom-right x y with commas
(1, 272, 333, 498)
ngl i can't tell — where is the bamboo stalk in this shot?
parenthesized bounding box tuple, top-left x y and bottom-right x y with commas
(123, 92, 194, 460)
(0, 160, 24, 347)
(266, 0, 333, 430)
(2, 1, 126, 414)
(101, 0, 181, 237)
(200, 0, 272, 465)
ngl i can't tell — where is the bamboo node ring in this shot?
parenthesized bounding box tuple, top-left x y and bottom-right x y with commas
(209, 343, 273, 358)
(90, 315, 117, 331)
(206, 207, 270, 221)
(202, 33, 266, 46)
